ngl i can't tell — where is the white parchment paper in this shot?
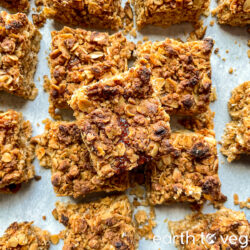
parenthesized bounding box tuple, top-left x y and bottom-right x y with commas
(0, 0, 249, 249)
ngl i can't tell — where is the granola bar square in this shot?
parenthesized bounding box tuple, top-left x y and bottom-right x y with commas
(215, 0, 250, 26)
(135, 38, 214, 116)
(43, 0, 124, 30)
(146, 130, 226, 206)
(69, 66, 171, 178)
(53, 195, 138, 250)
(0, 0, 29, 12)
(0, 12, 41, 100)
(169, 208, 250, 249)
(132, 0, 210, 29)
(221, 81, 250, 162)
(0, 222, 50, 249)
(0, 110, 35, 192)
(32, 120, 130, 198)
(46, 27, 135, 118)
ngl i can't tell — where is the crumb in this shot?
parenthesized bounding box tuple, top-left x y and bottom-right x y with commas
(226, 50, 229, 53)
(229, 67, 234, 74)
(50, 235, 59, 245)
(134, 210, 148, 225)
(42, 216, 47, 220)
(214, 48, 219, 54)
(248, 50, 250, 58)
(129, 28, 137, 38)
(143, 36, 149, 42)
(34, 175, 42, 181)
(210, 20, 215, 26)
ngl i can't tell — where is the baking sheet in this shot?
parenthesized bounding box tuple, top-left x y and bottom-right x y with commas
(0, 0, 249, 249)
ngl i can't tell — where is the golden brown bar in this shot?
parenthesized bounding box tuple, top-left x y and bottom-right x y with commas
(135, 38, 214, 116)
(53, 195, 138, 249)
(46, 27, 135, 118)
(32, 120, 130, 198)
(0, 0, 29, 12)
(169, 208, 250, 249)
(146, 130, 226, 207)
(132, 0, 210, 29)
(0, 110, 35, 192)
(70, 65, 171, 178)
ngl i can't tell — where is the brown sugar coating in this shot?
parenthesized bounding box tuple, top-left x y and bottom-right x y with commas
(135, 38, 214, 116)
(0, 0, 29, 12)
(0, 110, 35, 192)
(169, 208, 250, 249)
(221, 81, 250, 162)
(215, 0, 250, 26)
(53, 195, 138, 250)
(132, 0, 210, 29)
(32, 119, 130, 198)
(46, 27, 135, 118)
(146, 130, 226, 207)
(43, 0, 124, 30)
(0, 222, 50, 249)
(70, 65, 171, 178)
(0, 11, 41, 100)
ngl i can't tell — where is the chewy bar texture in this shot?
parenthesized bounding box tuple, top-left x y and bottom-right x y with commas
(221, 81, 250, 162)
(53, 195, 138, 249)
(146, 131, 226, 206)
(33, 120, 130, 198)
(70, 66, 171, 178)
(133, 0, 210, 29)
(46, 27, 135, 118)
(43, 0, 124, 30)
(169, 208, 250, 249)
(215, 0, 250, 26)
(0, 222, 50, 249)
(0, 12, 41, 100)
(136, 38, 214, 116)
(0, 0, 29, 12)
(0, 110, 35, 192)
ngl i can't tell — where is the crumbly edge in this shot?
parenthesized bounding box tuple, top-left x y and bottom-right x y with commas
(0, 0, 30, 12)
(0, 221, 50, 249)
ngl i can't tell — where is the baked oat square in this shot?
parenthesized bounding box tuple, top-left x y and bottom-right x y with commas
(32, 119, 130, 198)
(46, 27, 135, 119)
(0, 0, 29, 12)
(0, 222, 50, 249)
(135, 38, 214, 116)
(43, 0, 124, 30)
(132, 0, 210, 29)
(0, 12, 41, 100)
(221, 81, 250, 162)
(0, 110, 35, 192)
(169, 208, 250, 249)
(215, 0, 250, 26)
(69, 66, 171, 178)
(53, 195, 138, 250)
(146, 130, 226, 207)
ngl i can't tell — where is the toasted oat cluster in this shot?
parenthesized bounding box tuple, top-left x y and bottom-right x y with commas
(32, 120, 130, 198)
(46, 27, 135, 118)
(135, 38, 214, 116)
(146, 130, 226, 206)
(0, 12, 41, 100)
(43, 0, 124, 30)
(53, 195, 138, 250)
(0, 0, 29, 12)
(221, 81, 250, 162)
(70, 66, 171, 178)
(132, 0, 210, 29)
(0, 222, 50, 249)
(0, 110, 35, 193)
(169, 208, 250, 249)
(215, 0, 250, 26)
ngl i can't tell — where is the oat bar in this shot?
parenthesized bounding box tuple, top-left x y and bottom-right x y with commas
(221, 81, 250, 162)
(215, 0, 250, 26)
(146, 130, 226, 206)
(135, 38, 214, 116)
(53, 195, 138, 249)
(0, 12, 41, 100)
(0, 110, 35, 192)
(132, 0, 210, 29)
(43, 0, 124, 30)
(69, 66, 171, 178)
(32, 120, 130, 198)
(0, 0, 29, 12)
(169, 208, 250, 249)
(0, 222, 50, 249)
(46, 27, 135, 118)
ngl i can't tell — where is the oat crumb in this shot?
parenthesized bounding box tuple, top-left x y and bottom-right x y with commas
(229, 68, 233, 74)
